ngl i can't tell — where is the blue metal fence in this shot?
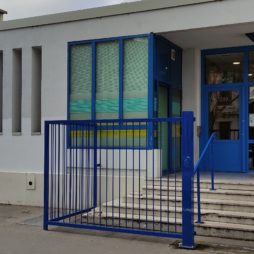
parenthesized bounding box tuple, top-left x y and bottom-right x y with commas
(44, 112, 195, 248)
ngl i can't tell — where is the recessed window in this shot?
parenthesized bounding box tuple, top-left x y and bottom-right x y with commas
(205, 53, 244, 84)
(31, 47, 42, 134)
(12, 49, 22, 134)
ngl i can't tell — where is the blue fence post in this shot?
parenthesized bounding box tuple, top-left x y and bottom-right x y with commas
(210, 142, 215, 191)
(43, 122, 50, 230)
(180, 111, 195, 249)
(196, 169, 202, 224)
(93, 122, 98, 208)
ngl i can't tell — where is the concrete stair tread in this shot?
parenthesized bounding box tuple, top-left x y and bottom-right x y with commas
(147, 178, 254, 186)
(103, 200, 254, 219)
(144, 185, 254, 196)
(128, 193, 254, 206)
(200, 220, 254, 231)
(97, 212, 254, 232)
(99, 211, 182, 224)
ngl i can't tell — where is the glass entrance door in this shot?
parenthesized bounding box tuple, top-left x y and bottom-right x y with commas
(208, 89, 242, 171)
(202, 51, 244, 172)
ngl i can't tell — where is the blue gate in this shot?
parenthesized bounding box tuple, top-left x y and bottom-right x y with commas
(43, 112, 195, 248)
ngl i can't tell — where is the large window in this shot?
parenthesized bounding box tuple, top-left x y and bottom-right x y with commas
(69, 35, 149, 121)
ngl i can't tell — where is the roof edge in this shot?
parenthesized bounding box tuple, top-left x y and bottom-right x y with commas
(0, 0, 220, 31)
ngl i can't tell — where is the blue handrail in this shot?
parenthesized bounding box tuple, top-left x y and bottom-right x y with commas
(194, 133, 217, 174)
(194, 132, 216, 224)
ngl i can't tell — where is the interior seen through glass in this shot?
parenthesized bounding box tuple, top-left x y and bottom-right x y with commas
(206, 53, 244, 84)
(209, 91, 240, 140)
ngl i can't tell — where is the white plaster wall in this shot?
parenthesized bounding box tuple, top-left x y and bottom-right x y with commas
(0, 0, 251, 205)
(182, 49, 201, 162)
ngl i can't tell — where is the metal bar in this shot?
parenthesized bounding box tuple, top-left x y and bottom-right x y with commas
(180, 112, 195, 249)
(145, 121, 148, 230)
(94, 123, 98, 207)
(211, 143, 215, 191)
(138, 122, 141, 229)
(112, 123, 115, 226)
(99, 122, 102, 225)
(194, 133, 216, 174)
(43, 122, 50, 230)
(118, 121, 121, 228)
(196, 170, 202, 224)
(132, 121, 135, 229)
(47, 221, 182, 239)
(125, 122, 128, 228)
(174, 123, 177, 233)
(45, 117, 182, 125)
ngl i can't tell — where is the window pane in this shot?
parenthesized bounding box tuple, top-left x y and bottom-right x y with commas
(96, 41, 119, 119)
(209, 91, 240, 140)
(249, 87, 254, 139)
(70, 44, 92, 120)
(249, 52, 254, 82)
(123, 37, 148, 119)
(205, 53, 243, 84)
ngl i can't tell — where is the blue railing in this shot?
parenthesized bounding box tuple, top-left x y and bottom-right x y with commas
(194, 132, 217, 224)
(43, 112, 195, 249)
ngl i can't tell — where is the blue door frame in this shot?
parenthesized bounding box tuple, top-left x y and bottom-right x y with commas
(200, 46, 254, 173)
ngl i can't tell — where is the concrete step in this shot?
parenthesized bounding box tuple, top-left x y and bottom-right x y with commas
(124, 193, 254, 213)
(144, 186, 254, 202)
(146, 178, 254, 191)
(83, 210, 254, 240)
(102, 201, 254, 226)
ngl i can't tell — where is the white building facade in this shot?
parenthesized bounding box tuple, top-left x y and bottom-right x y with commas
(0, 0, 254, 206)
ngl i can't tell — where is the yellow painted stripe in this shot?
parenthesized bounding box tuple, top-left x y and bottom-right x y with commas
(71, 129, 148, 138)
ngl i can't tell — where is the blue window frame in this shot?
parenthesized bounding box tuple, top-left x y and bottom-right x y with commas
(67, 33, 154, 149)
(68, 34, 153, 121)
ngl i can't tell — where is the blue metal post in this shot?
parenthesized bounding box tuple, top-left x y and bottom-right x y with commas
(93, 123, 98, 207)
(180, 111, 195, 249)
(196, 170, 202, 224)
(43, 122, 50, 230)
(210, 143, 215, 191)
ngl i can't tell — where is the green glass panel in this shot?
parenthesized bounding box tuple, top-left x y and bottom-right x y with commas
(96, 41, 119, 119)
(70, 44, 92, 120)
(123, 37, 148, 119)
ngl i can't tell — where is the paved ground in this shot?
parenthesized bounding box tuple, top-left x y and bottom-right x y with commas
(1, 204, 254, 254)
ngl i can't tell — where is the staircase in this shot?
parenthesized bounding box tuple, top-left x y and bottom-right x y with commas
(84, 176, 254, 240)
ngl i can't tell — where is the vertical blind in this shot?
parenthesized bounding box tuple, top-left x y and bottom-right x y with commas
(70, 44, 92, 120)
(96, 41, 119, 119)
(69, 36, 149, 120)
(123, 38, 148, 119)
